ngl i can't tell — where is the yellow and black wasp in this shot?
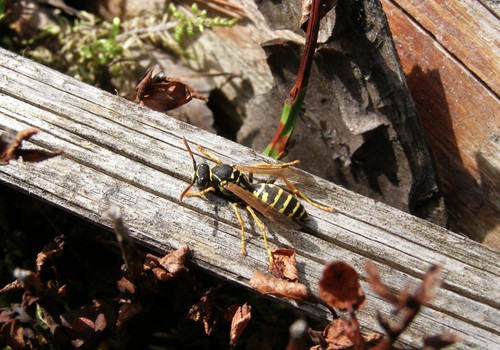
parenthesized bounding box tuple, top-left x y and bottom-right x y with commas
(179, 137, 333, 265)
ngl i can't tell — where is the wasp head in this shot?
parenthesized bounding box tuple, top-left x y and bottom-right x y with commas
(194, 163, 210, 188)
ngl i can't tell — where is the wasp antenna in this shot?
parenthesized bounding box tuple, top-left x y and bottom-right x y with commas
(180, 136, 197, 202)
(182, 136, 197, 171)
(179, 182, 194, 203)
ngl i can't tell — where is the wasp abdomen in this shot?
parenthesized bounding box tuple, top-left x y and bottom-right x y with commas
(253, 184, 309, 223)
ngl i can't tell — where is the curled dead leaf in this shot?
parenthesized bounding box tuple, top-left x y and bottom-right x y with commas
(116, 302, 143, 330)
(0, 318, 27, 349)
(117, 277, 136, 296)
(270, 249, 299, 281)
(250, 272, 307, 301)
(60, 303, 111, 346)
(311, 318, 383, 350)
(229, 303, 252, 348)
(319, 261, 365, 311)
(146, 245, 190, 282)
(187, 289, 218, 336)
(36, 235, 64, 273)
(323, 318, 357, 350)
(0, 280, 23, 294)
(132, 67, 207, 112)
(0, 128, 62, 164)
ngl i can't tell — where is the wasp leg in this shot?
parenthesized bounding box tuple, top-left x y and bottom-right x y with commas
(281, 178, 335, 212)
(231, 202, 247, 256)
(245, 206, 273, 267)
(197, 145, 223, 165)
(183, 186, 216, 197)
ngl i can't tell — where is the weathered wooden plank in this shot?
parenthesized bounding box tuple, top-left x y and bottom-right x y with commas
(381, 0, 500, 249)
(384, 0, 499, 93)
(0, 48, 499, 349)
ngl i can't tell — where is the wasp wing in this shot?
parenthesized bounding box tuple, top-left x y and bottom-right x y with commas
(234, 162, 308, 182)
(225, 183, 302, 230)
(235, 162, 328, 198)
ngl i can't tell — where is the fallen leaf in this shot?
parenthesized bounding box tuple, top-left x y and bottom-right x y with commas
(187, 289, 218, 336)
(322, 318, 356, 350)
(0, 280, 23, 294)
(319, 261, 365, 311)
(131, 67, 207, 112)
(363, 331, 384, 347)
(270, 249, 299, 281)
(36, 235, 64, 273)
(229, 303, 252, 348)
(1, 128, 38, 164)
(1, 318, 27, 349)
(146, 245, 190, 282)
(250, 272, 307, 300)
(312, 318, 383, 350)
(60, 302, 115, 344)
(116, 302, 142, 330)
(0, 128, 63, 165)
(117, 277, 136, 296)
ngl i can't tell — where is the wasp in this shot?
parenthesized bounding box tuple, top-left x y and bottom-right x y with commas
(179, 137, 333, 265)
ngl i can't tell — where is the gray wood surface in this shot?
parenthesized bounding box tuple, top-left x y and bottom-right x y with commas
(0, 48, 498, 349)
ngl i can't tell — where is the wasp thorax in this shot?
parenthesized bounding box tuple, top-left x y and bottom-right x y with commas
(195, 163, 210, 188)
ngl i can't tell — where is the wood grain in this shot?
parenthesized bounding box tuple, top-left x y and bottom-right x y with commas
(381, 0, 500, 248)
(0, 48, 499, 349)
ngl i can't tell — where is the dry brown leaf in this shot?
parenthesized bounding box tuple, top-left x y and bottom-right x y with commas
(0, 128, 63, 165)
(250, 272, 307, 300)
(270, 249, 299, 281)
(363, 332, 384, 348)
(116, 302, 143, 330)
(146, 245, 190, 282)
(0, 280, 23, 294)
(312, 319, 383, 350)
(117, 277, 136, 296)
(36, 235, 64, 273)
(187, 289, 218, 336)
(2, 319, 26, 349)
(319, 261, 365, 311)
(229, 303, 252, 348)
(157, 245, 190, 275)
(323, 318, 356, 350)
(131, 67, 207, 112)
(1, 128, 39, 164)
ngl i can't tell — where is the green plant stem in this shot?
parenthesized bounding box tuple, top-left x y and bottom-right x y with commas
(263, 0, 322, 159)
